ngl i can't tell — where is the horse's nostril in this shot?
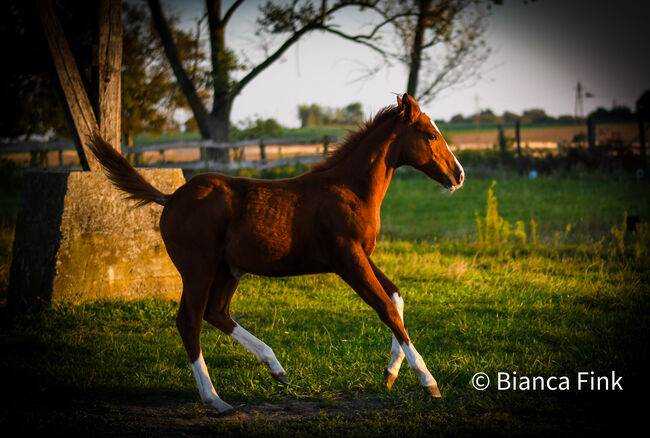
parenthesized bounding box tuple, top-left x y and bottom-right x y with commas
(453, 168, 464, 185)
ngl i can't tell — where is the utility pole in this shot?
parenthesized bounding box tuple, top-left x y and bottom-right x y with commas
(474, 94, 480, 146)
(574, 81, 583, 123)
(574, 80, 594, 123)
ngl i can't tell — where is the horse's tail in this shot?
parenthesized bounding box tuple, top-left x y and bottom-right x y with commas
(88, 132, 170, 207)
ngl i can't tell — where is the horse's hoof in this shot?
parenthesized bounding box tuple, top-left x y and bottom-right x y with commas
(210, 399, 234, 414)
(423, 383, 442, 398)
(384, 368, 398, 390)
(271, 371, 291, 385)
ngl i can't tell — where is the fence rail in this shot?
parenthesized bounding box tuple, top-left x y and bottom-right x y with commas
(0, 136, 340, 171)
(0, 141, 77, 153)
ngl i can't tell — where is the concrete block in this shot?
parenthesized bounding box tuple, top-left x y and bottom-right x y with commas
(8, 169, 185, 309)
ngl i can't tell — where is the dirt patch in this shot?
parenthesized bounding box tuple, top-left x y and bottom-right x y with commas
(2, 397, 393, 436)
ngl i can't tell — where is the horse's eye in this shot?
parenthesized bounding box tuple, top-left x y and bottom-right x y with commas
(427, 133, 437, 141)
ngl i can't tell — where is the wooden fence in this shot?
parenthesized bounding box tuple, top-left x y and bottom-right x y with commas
(4, 118, 646, 173)
(0, 136, 340, 172)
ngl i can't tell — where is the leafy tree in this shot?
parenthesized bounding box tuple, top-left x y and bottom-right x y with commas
(147, 0, 376, 162)
(588, 106, 635, 123)
(146, 0, 500, 162)
(231, 117, 283, 140)
(380, 0, 496, 103)
(0, 2, 71, 140)
(478, 108, 500, 123)
(521, 108, 551, 124)
(298, 104, 325, 128)
(280, 0, 501, 104)
(343, 102, 364, 125)
(502, 111, 520, 123)
(558, 115, 577, 124)
(450, 113, 471, 123)
(0, 2, 194, 145)
(298, 102, 364, 127)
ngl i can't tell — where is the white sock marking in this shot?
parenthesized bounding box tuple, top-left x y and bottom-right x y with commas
(230, 323, 285, 374)
(386, 293, 406, 376)
(400, 341, 437, 387)
(190, 351, 233, 412)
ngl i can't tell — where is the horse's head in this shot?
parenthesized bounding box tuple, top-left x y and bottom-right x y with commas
(395, 94, 464, 192)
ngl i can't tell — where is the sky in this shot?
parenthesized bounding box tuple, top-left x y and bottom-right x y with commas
(162, 0, 650, 128)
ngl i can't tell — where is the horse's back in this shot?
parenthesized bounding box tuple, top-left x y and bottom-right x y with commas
(159, 173, 319, 271)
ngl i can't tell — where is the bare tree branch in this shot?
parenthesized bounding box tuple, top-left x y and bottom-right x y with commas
(320, 26, 389, 57)
(222, 0, 244, 26)
(231, 22, 318, 98)
(233, 0, 387, 98)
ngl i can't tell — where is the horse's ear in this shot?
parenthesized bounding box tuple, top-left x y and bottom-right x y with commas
(398, 93, 421, 123)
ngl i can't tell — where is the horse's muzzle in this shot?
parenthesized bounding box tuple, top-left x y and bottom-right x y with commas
(446, 167, 465, 192)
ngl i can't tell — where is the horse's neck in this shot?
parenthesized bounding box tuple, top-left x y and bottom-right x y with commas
(329, 124, 399, 208)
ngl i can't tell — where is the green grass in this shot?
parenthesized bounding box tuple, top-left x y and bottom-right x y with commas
(1, 171, 649, 435)
(1, 242, 648, 434)
(382, 172, 649, 243)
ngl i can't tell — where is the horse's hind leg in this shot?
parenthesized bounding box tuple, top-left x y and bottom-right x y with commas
(204, 266, 289, 385)
(369, 259, 406, 389)
(175, 263, 233, 413)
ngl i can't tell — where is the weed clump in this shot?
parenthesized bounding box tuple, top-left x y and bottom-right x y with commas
(475, 180, 535, 249)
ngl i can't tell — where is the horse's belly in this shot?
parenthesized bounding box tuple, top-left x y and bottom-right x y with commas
(243, 260, 328, 277)
(228, 237, 327, 277)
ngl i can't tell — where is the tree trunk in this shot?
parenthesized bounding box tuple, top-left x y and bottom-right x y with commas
(406, 0, 432, 97)
(205, 98, 231, 162)
(148, 0, 233, 163)
(205, 0, 231, 162)
(147, 0, 210, 139)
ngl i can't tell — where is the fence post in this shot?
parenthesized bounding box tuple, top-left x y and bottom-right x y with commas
(259, 139, 266, 161)
(515, 120, 522, 175)
(203, 142, 209, 170)
(498, 124, 506, 152)
(58, 149, 64, 166)
(159, 149, 165, 164)
(587, 115, 596, 153)
(638, 112, 647, 171)
(323, 136, 330, 155)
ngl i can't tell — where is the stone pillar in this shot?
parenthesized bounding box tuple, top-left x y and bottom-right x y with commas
(8, 169, 185, 310)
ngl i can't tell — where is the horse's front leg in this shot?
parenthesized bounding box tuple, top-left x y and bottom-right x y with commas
(369, 259, 406, 389)
(334, 246, 442, 397)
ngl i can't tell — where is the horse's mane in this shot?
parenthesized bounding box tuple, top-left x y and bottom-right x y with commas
(311, 105, 400, 172)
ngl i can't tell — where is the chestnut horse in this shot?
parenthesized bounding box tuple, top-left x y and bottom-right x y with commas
(89, 94, 464, 413)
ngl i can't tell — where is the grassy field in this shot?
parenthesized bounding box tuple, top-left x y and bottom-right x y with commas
(1, 170, 649, 436)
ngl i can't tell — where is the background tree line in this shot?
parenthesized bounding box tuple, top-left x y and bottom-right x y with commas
(446, 105, 638, 125)
(297, 102, 364, 128)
